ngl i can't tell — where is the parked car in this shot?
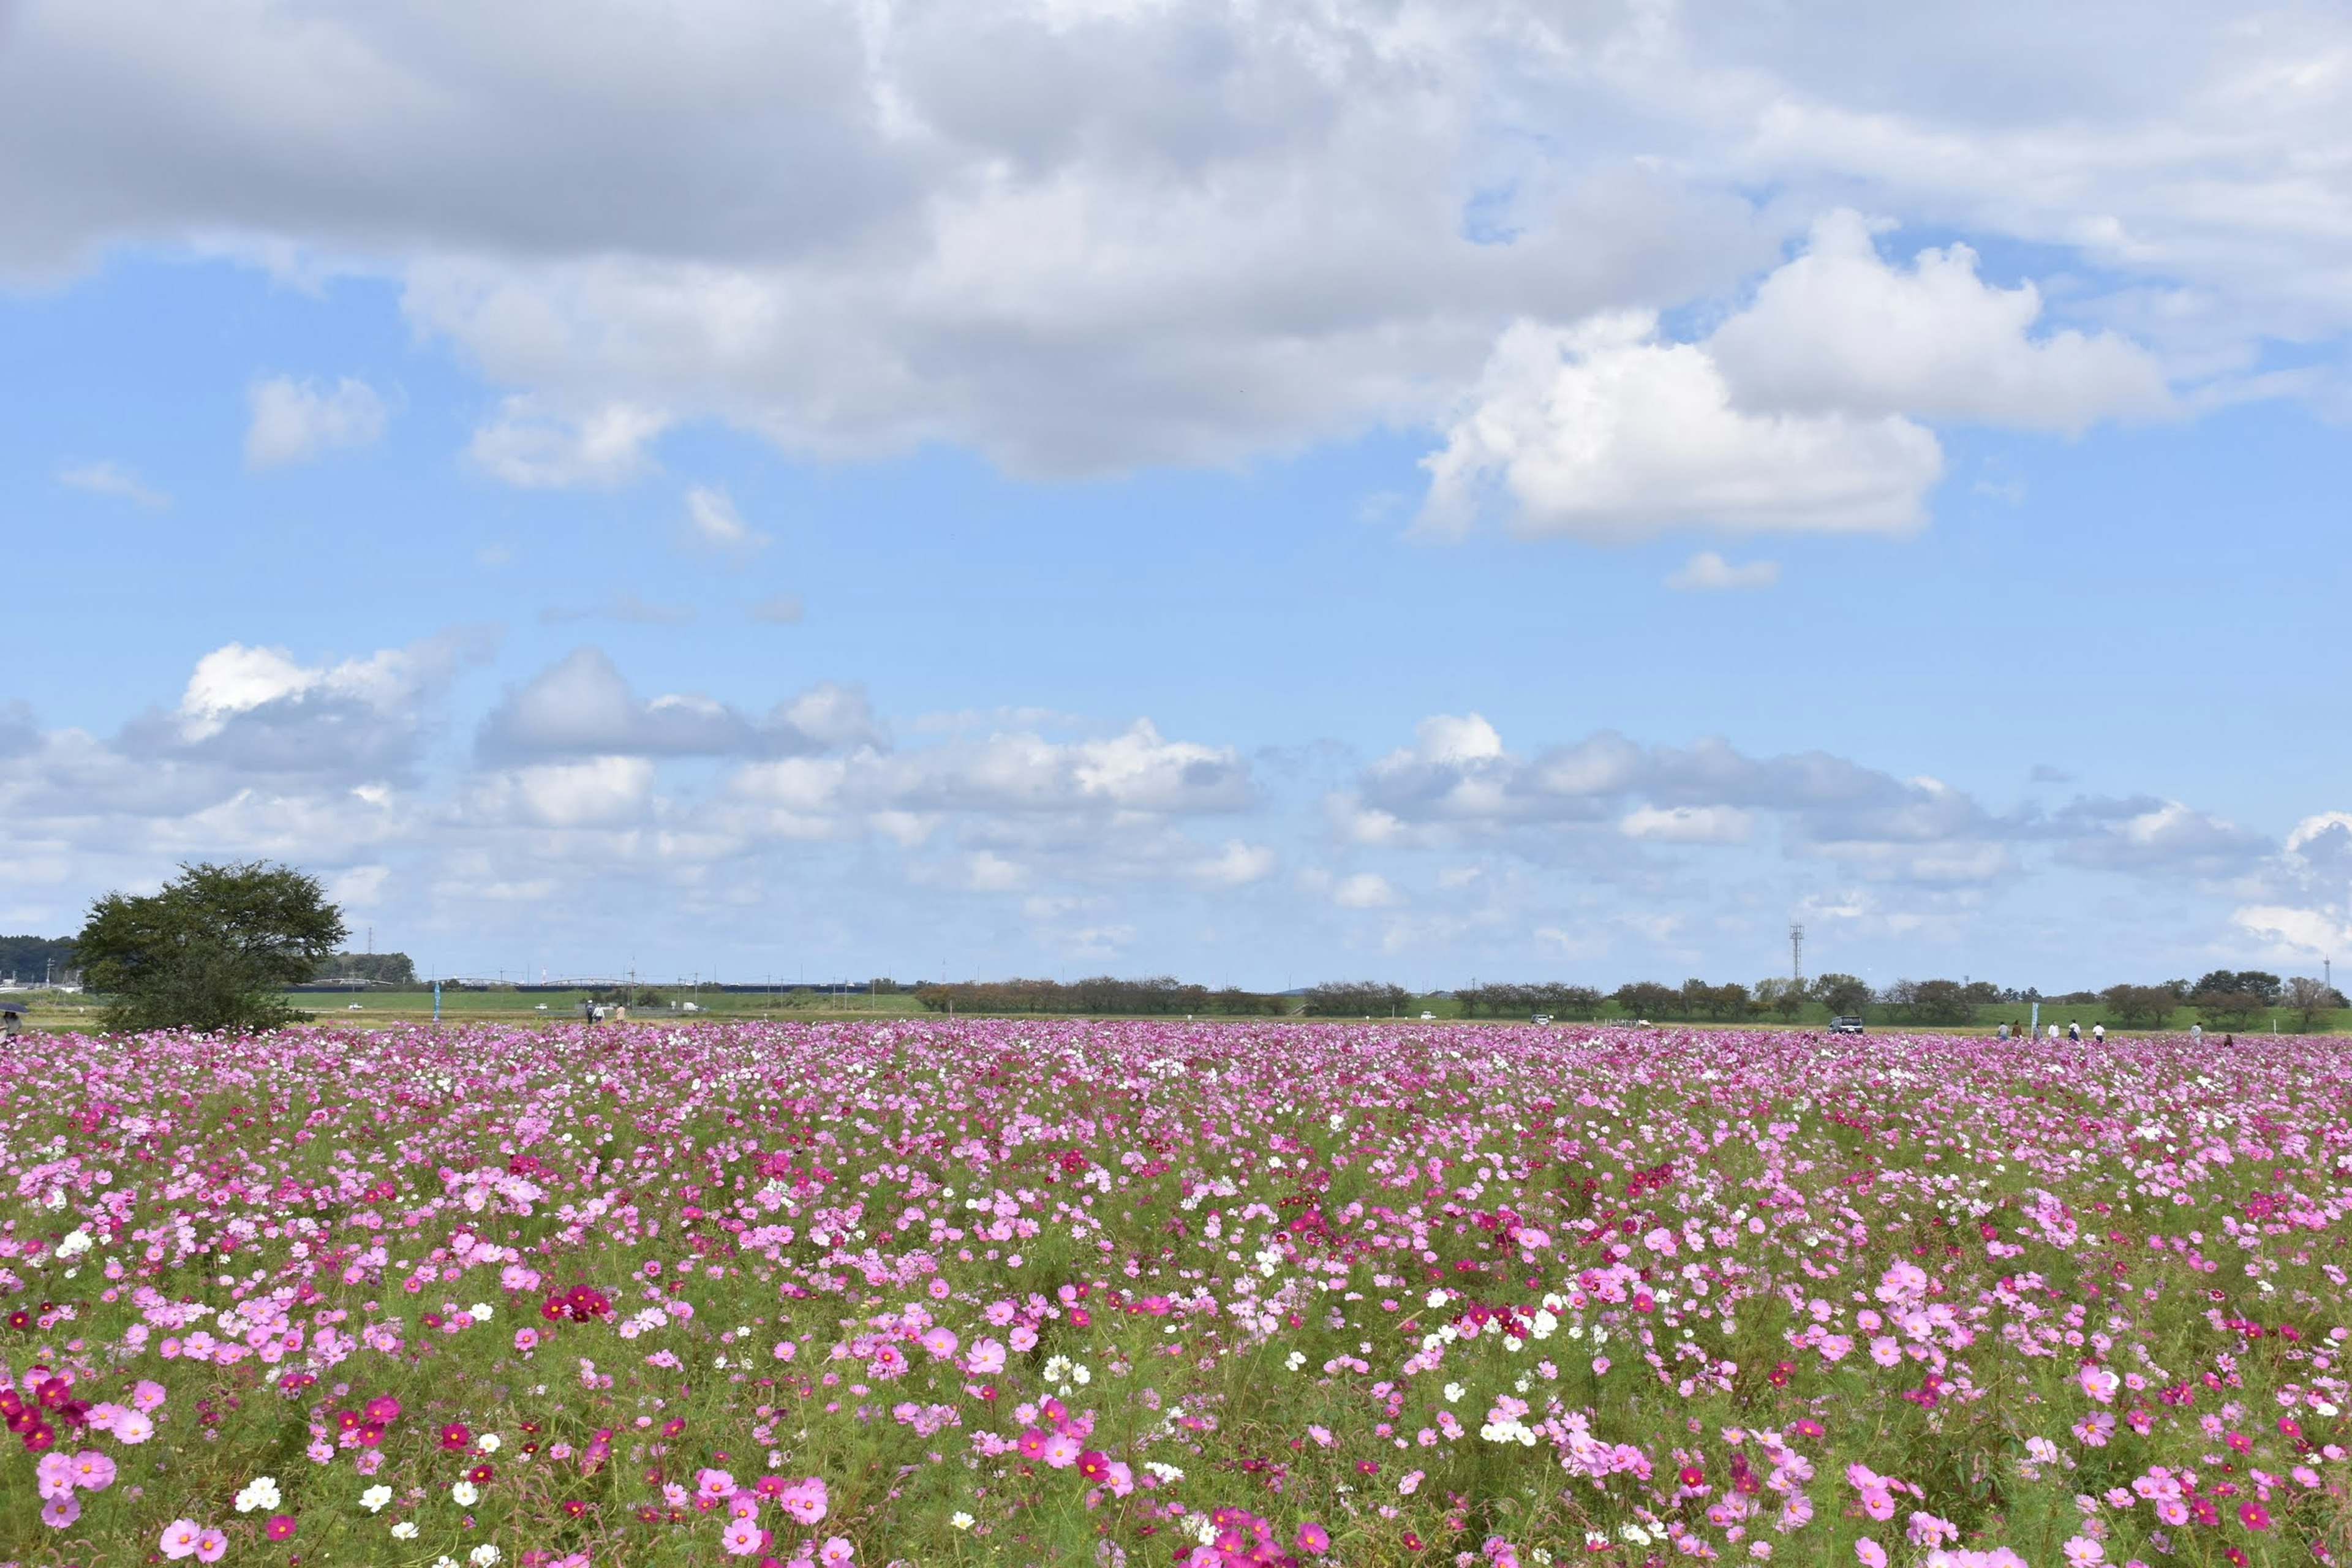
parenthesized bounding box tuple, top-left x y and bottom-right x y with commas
(1830, 1016, 1866, 1035)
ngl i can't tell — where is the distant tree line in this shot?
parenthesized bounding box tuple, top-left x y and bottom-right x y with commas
(1455, 982, 1605, 1019)
(913, 976, 1289, 1016)
(0, 934, 78, 984)
(313, 951, 418, 985)
(2098, 973, 2343, 1031)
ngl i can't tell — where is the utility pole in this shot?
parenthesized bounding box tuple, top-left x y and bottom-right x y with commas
(1790, 922, 1804, 986)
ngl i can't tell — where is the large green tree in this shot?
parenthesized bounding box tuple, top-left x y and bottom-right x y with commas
(75, 861, 346, 1034)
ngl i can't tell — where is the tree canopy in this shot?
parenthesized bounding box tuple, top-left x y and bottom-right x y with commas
(74, 861, 347, 1034)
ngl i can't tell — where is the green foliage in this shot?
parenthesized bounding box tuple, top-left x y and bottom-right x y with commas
(2190, 987, 2265, 1028)
(1878, 978, 1975, 1025)
(74, 861, 346, 1033)
(2192, 968, 2282, 1004)
(1809, 971, 1872, 1017)
(1300, 979, 1412, 1016)
(0, 932, 77, 983)
(316, 949, 417, 984)
(1455, 982, 1605, 1019)
(1608, 980, 1677, 1020)
(2100, 983, 2176, 1029)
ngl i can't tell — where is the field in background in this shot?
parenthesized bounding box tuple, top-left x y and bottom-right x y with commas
(8, 990, 2344, 1036)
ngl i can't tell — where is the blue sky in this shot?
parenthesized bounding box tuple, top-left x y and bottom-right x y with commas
(2, 1, 2348, 992)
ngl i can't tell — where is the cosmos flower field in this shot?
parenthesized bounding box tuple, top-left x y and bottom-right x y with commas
(0, 1023, 2346, 1568)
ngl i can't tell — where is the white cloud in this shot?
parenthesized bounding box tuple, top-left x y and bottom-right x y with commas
(0, 637, 2337, 984)
(57, 459, 169, 507)
(245, 375, 388, 468)
(1332, 872, 1400, 909)
(681, 485, 769, 557)
(1193, 839, 1278, 886)
(468, 398, 668, 488)
(1422, 313, 1943, 541)
(478, 648, 880, 761)
(1619, 804, 1755, 845)
(2231, 810, 2352, 958)
(1708, 211, 2173, 430)
(1665, 552, 1779, 592)
(9, 1, 2352, 500)
(507, 758, 657, 829)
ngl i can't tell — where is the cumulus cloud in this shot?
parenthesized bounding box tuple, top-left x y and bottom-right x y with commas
(469, 398, 668, 488)
(7, 0, 2347, 505)
(2233, 811, 2352, 958)
(1344, 715, 2012, 882)
(1708, 211, 2173, 429)
(245, 375, 388, 467)
(1332, 872, 1400, 909)
(2050, 796, 2269, 875)
(476, 647, 880, 762)
(57, 459, 169, 507)
(1421, 313, 1943, 541)
(1666, 552, 1779, 591)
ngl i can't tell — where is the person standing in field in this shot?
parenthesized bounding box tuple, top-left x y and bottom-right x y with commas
(2092, 1022, 2106, 1044)
(2067, 1020, 2081, 1042)
(2049, 1022, 2060, 1042)
(2191, 1021, 2203, 1044)
(1997, 1020, 2009, 1040)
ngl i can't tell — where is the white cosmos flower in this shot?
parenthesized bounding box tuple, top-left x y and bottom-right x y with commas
(360, 1485, 393, 1513)
(451, 1480, 480, 1506)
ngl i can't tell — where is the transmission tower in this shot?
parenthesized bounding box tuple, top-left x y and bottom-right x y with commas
(1790, 922, 1804, 986)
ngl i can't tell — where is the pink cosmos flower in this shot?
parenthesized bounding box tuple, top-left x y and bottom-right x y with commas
(1297, 1522, 1331, 1555)
(36, 1452, 74, 1499)
(71, 1449, 118, 1490)
(698, 1468, 739, 1502)
(2060, 1538, 2105, 1564)
(130, 1379, 168, 1411)
(920, 1327, 959, 1359)
(777, 1477, 829, 1526)
(195, 1527, 230, 1563)
(114, 1409, 155, 1444)
(819, 1539, 854, 1566)
(1042, 1431, 1082, 1468)
(721, 1517, 766, 1556)
(42, 1493, 81, 1528)
(1855, 1540, 1888, 1568)
(965, 1338, 1006, 1375)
